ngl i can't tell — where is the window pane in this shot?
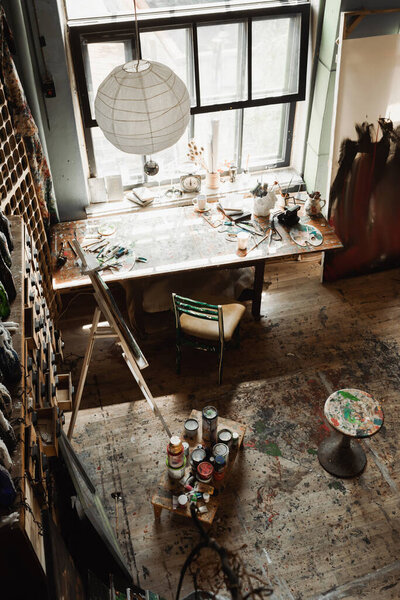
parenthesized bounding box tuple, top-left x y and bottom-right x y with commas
(86, 42, 127, 118)
(140, 28, 195, 105)
(194, 111, 238, 170)
(91, 128, 143, 185)
(151, 127, 191, 182)
(198, 23, 247, 106)
(242, 104, 289, 168)
(252, 14, 301, 99)
(66, 1, 269, 20)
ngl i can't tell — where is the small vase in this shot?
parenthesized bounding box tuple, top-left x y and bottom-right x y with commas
(206, 171, 220, 189)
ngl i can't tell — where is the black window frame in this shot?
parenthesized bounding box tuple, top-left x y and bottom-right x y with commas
(68, 1, 309, 179)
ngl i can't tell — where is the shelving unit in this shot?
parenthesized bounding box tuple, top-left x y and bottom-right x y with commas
(0, 216, 73, 594)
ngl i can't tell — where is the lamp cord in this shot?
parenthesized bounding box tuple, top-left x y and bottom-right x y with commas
(133, 0, 140, 70)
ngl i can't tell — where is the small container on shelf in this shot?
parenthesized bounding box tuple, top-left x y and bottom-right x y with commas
(56, 373, 74, 412)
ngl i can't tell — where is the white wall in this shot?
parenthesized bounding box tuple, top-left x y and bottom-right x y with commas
(330, 33, 400, 186)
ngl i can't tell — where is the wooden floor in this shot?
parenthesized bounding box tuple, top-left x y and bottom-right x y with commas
(61, 259, 400, 599)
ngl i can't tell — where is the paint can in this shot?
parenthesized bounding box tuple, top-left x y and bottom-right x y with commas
(184, 418, 199, 439)
(213, 455, 226, 481)
(190, 447, 206, 473)
(217, 428, 233, 448)
(212, 442, 229, 464)
(202, 406, 218, 443)
(197, 461, 214, 484)
(166, 456, 187, 480)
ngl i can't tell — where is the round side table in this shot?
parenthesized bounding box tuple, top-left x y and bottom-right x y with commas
(318, 388, 384, 478)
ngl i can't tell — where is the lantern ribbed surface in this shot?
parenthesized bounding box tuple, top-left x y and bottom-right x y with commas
(94, 59, 190, 155)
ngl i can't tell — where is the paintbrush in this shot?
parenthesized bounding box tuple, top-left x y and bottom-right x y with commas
(245, 229, 271, 256)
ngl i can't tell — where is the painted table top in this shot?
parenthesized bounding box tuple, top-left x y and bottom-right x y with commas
(51, 198, 343, 291)
(324, 389, 384, 438)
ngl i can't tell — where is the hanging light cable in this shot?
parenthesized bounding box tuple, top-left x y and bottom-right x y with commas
(94, 0, 190, 156)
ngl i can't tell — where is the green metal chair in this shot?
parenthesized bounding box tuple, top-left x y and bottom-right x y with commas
(172, 293, 246, 384)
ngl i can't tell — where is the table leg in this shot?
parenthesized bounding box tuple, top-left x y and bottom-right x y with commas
(153, 504, 162, 521)
(252, 260, 265, 320)
(132, 283, 146, 338)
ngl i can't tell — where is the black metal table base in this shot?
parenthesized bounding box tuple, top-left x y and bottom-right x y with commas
(318, 432, 366, 478)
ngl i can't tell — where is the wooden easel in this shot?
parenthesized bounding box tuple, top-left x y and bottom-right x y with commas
(67, 240, 171, 440)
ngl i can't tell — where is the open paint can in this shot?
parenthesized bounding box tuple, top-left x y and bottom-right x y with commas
(184, 418, 199, 439)
(212, 442, 229, 464)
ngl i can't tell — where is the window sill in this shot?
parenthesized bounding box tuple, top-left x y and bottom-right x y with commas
(85, 166, 303, 219)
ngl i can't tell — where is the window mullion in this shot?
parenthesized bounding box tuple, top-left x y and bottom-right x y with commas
(192, 23, 201, 108)
(247, 17, 252, 102)
(237, 109, 244, 172)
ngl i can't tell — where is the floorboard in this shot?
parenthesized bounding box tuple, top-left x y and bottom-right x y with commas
(60, 262, 400, 599)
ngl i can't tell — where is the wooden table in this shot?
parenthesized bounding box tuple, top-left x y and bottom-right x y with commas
(151, 410, 246, 526)
(51, 198, 342, 329)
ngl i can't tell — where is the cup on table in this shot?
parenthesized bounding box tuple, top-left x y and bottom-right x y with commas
(193, 194, 207, 211)
(237, 231, 249, 251)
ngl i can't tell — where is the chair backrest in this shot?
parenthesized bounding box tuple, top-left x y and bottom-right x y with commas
(172, 293, 224, 343)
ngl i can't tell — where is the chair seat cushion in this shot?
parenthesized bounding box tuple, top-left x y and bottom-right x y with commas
(180, 298, 246, 342)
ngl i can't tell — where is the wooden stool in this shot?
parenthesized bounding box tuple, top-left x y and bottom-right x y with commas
(318, 389, 384, 478)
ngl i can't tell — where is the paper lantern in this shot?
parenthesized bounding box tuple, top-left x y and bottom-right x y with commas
(94, 59, 190, 155)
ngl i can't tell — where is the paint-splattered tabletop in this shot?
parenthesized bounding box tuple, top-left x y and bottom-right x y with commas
(324, 389, 384, 438)
(51, 199, 343, 291)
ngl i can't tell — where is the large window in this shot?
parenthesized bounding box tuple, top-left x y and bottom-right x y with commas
(68, 1, 309, 187)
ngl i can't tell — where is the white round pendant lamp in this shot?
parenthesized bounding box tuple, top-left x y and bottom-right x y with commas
(94, 58, 190, 155)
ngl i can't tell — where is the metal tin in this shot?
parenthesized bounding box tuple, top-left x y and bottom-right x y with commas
(190, 447, 206, 471)
(217, 428, 233, 448)
(197, 461, 214, 483)
(212, 442, 229, 464)
(166, 456, 187, 480)
(232, 431, 239, 447)
(202, 405, 218, 443)
(184, 418, 199, 439)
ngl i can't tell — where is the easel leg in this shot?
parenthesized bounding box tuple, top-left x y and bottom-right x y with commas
(252, 260, 265, 320)
(67, 307, 101, 440)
